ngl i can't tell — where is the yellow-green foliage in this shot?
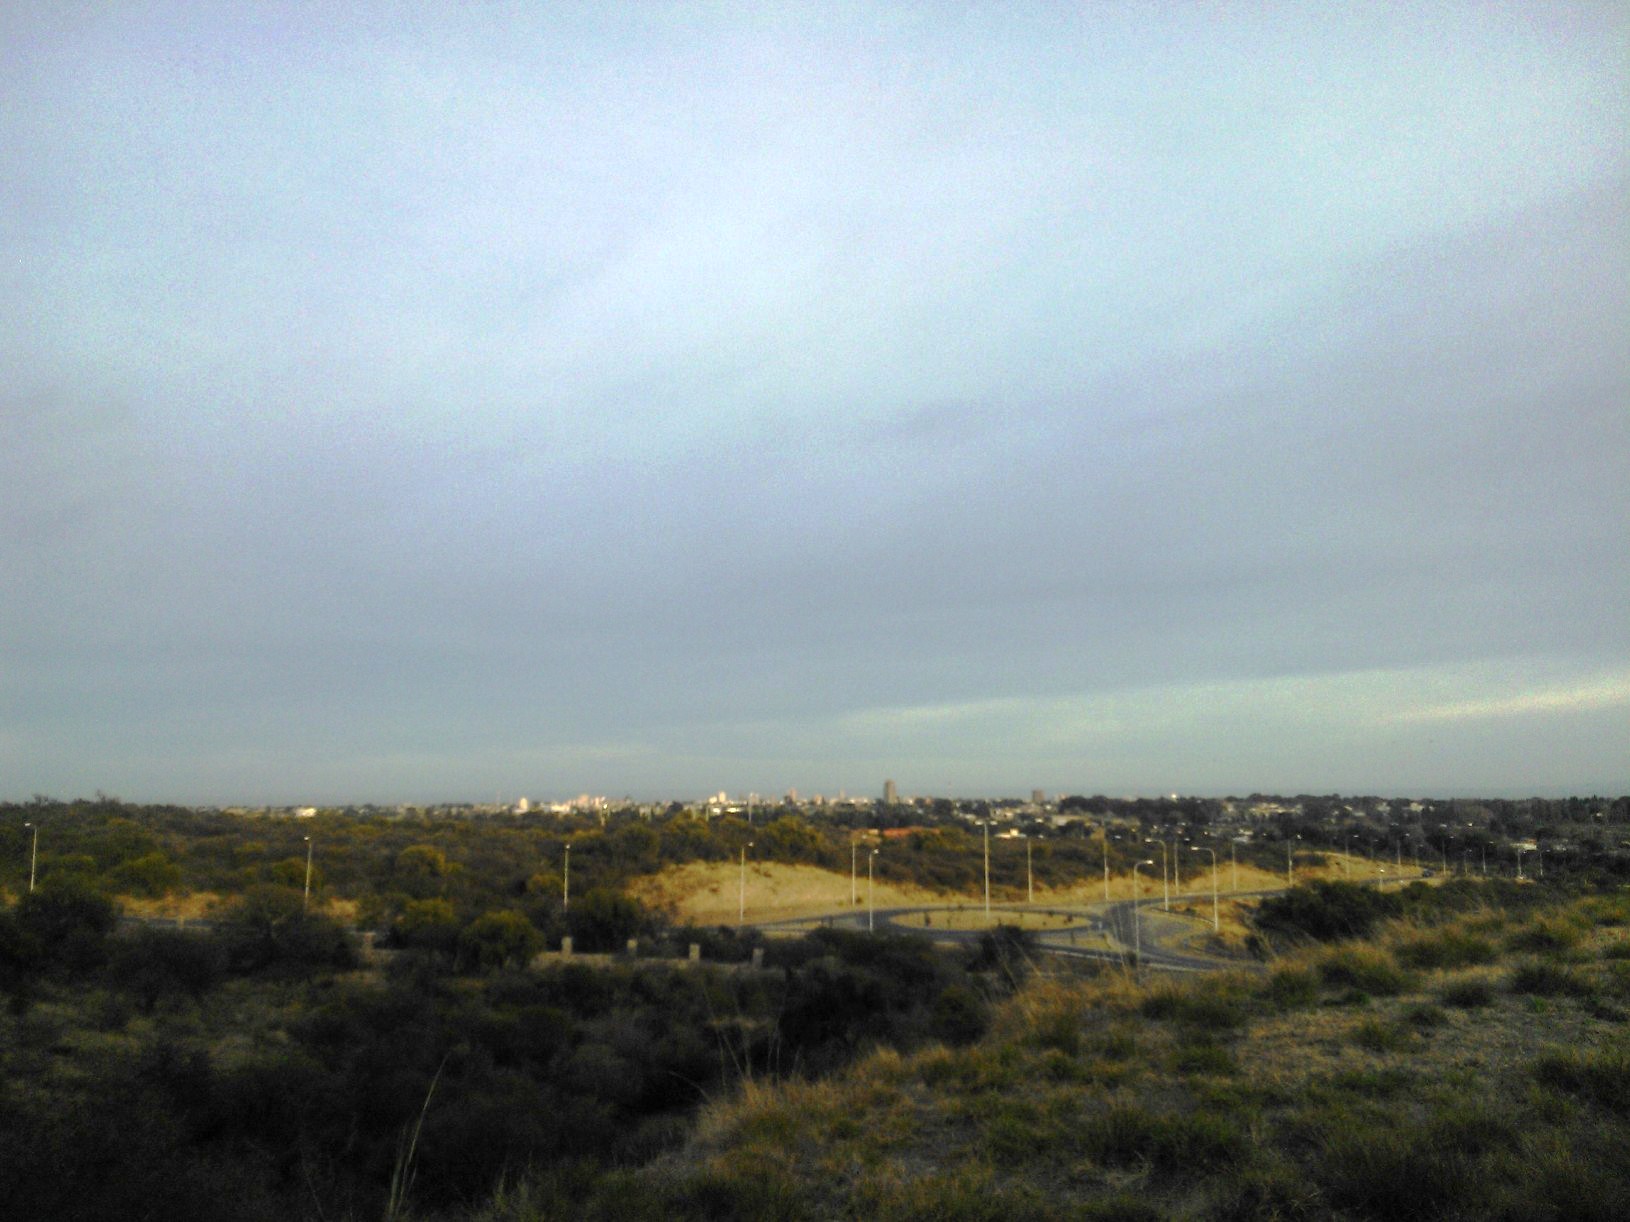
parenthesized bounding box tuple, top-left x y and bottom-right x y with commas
(549, 889, 1630, 1220)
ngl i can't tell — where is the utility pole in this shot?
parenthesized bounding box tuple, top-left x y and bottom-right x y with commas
(739, 841, 754, 925)
(1025, 835, 1033, 905)
(1149, 840, 1169, 912)
(1191, 845, 1219, 932)
(1102, 823, 1111, 903)
(983, 819, 991, 923)
(23, 822, 37, 893)
(302, 836, 314, 910)
(1132, 859, 1154, 979)
(868, 850, 878, 932)
(563, 843, 571, 914)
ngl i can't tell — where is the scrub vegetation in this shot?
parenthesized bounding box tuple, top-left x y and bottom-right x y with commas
(497, 884, 1630, 1221)
(3, 798, 1629, 1218)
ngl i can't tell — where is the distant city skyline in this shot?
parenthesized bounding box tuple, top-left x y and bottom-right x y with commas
(3, 5, 1626, 805)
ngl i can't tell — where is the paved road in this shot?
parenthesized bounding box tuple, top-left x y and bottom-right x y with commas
(757, 898, 1242, 973)
(752, 870, 1422, 974)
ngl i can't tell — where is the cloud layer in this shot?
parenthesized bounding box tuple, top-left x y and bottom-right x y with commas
(3, 4, 1626, 801)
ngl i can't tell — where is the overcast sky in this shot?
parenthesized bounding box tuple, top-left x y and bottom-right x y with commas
(3, 3, 1627, 805)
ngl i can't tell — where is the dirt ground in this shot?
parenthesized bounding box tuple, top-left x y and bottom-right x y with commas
(628, 853, 1408, 927)
(627, 861, 950, 925)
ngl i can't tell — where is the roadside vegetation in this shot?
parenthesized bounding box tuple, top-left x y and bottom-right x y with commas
(4, 798, 1629, 1218)
(486, 881, 1630, 1221)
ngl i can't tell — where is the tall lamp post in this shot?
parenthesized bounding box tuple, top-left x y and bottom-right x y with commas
(1102, 823, 1112, 903)
(1147, 840, 1169, 912)
(982, 819, 991, 923)
(563, 843, 571, 914)
(1024, 834, 1033, 905)
(23, 821, 38, 893)
(302, 836, 314, 910)
(850, 841, 858, 907)
(739, 841, 754, 926)
(1132, 859, 1155, 979)
(1190, 845, 1219, 932)
(868, 849, 878, 932)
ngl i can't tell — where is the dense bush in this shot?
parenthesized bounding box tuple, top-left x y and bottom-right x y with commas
(108, 928, 226, 1011)
(15, 880, 117, 973)
(216, 885, 355, 976)
(1254, 881, 1401, 942)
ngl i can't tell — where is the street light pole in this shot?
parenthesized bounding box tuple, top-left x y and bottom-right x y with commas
(23, 822, 38, 893)
(1025, 835, 1033, 905)
(302, 836, 313, 910)
(1102, 823, 1111, 903)
(1191, 846, 1219, 932)
(739, 841, 753, 926)
(563, 843, 571, 914)
(868, 849, 878, 932)
(850, 841, 858, 907)
(982, 819, 991, 923)
(1132, 859, 1154, 979)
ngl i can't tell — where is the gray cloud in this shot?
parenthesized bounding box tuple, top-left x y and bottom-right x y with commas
(2, 4, 1626, 802)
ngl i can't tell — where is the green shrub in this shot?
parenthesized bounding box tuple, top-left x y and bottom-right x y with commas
(1315, 1118, 1480, 1219)
(1404, 1002, 1448, 1030)
(673, 1162, 810, 1222)
(1314, 945, 1414, 996)
(1139, 983, 1246, 1029)
(1507, 917, 1585, 954)
(1509, 960, 1595, 999)
(1330, 1066, 1413, 1097)
(108, 928, 226, 1011)
(1393, 928, 1497, 970)
(1262, 965, 1319, 1009)
(1080, 1104, 1246, 1173)
(1534, 1047, 1630, 1112)
(1440, 976, 1494, 1007)
(1351, 1018, 1412, 1053)
(1172, 1041, 1236, 1076)
(15, 881, 117, 973)
(1255, 881, 1401, 942)
(461, 910, 545, 971)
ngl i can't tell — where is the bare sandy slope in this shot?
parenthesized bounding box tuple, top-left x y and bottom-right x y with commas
(631, 853, 1404, 926)
(628, 861, 950, 925)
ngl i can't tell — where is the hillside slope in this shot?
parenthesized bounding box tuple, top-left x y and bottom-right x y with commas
(475, 886, 1630, 1220)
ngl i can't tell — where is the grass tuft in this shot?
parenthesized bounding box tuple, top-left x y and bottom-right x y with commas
(1314, 945, 1414, 996)
(1534, 1046, 1630, 1113)
(1509, 960, 1595, 999)
(1440, 976, 1495, 1008)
